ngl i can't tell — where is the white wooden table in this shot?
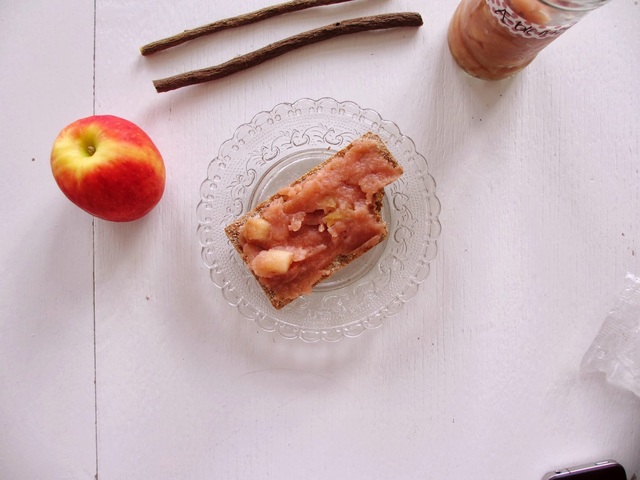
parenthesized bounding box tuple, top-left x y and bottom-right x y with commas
(1, 1, 639, 478)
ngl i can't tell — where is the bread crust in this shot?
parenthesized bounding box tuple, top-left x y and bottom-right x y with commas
(224, 132, 401, 309)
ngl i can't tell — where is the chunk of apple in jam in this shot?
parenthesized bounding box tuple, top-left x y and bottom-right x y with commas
(323, 209, 349, 227)
(242, 217, 271, 242)
(251, 249, 294, 277)
(318, 197, 337, 211)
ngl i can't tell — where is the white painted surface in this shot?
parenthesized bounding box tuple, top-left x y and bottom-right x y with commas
(2, 0, 640, 478)
(0, 2, 96, 479)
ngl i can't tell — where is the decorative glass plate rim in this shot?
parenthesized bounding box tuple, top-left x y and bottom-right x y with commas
(197, 97, 441, 342)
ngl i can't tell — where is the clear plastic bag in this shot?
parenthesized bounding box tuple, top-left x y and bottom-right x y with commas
(581, 273, 640, 398)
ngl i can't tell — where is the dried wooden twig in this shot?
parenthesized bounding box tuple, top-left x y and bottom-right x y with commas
(140, 0, 358, 56)
(153, 12, 423, 93)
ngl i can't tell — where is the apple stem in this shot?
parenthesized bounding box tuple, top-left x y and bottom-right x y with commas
(87, 145, 96, 156)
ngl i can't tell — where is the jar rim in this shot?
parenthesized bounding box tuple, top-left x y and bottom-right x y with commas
(539, 0, 613, 12)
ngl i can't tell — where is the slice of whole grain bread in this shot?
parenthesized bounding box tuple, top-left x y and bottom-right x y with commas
(224, 132, 401, 309)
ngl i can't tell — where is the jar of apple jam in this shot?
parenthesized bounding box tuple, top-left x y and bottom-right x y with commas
(447, 0, 612, 80)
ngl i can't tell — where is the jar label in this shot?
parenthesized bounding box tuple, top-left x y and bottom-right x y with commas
(485, 0, 576, 40)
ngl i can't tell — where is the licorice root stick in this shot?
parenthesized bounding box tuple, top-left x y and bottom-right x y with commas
(140, 0, 357, 56)
(152, 12, 423, 93)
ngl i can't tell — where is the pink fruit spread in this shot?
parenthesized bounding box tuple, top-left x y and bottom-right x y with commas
(238, 134, 403, 302)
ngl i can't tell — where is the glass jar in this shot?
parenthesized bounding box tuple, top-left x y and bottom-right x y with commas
(447, 0, 612, 80)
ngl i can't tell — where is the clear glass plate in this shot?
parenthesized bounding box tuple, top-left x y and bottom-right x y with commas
(197, 98, 441, 342)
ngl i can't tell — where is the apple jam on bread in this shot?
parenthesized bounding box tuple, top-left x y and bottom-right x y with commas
(225, 132, 403, 309)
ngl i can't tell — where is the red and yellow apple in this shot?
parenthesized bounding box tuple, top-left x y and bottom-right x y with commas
(50, 115, 166, 222)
